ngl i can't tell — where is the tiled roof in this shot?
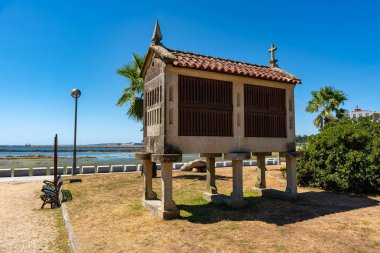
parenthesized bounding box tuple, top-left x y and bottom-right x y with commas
(167, 48, 301, 84)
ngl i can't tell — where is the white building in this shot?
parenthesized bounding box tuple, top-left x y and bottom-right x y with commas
(344, 106, 379, 121)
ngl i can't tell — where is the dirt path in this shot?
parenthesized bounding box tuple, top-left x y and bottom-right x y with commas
(0, 181, 60, 252)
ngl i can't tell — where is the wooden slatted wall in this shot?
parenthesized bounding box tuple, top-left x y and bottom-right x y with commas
(178, 75, 233, 136)
(244, 84, 287, 137)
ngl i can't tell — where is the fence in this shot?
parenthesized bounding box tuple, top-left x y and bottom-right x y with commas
(0, 159, 282, 178)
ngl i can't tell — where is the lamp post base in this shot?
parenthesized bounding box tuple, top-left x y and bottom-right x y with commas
(69, 179, 82, 183)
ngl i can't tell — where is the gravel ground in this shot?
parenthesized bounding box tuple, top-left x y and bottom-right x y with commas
(0, 181, 59, 252)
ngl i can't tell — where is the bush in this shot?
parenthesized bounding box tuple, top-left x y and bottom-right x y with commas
(297, 117, 380, 194)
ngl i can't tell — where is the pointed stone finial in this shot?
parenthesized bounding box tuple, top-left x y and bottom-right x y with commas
(151, 20, 162, 45)
(268, 43, 278, 67)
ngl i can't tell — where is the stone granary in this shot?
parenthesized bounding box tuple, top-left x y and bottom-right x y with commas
(135, 21, 301, 219)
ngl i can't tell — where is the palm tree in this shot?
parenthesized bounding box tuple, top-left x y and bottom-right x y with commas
(116, 53, 145, 121)
(306, 86, 347, 129)
(116, 53, 157, 177)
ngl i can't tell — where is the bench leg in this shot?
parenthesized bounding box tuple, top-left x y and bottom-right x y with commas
(40, 194, 48, 209)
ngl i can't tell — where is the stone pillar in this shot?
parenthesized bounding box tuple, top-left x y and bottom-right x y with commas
(148, 153, 182, 219)
(200, 153, 222, 194)
(224, 152, 251, 208)
(256, 154, 266, 189)
(161, 162, 177, 210)
(143, 159, 157, 200)
(206, 157, 217, 194)
(231, 160, 244, 203)
(135, 153, 157, 200)
(285, 155, 297, 194)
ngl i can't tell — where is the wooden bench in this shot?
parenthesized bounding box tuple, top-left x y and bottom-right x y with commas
(40, 175, 63, 209)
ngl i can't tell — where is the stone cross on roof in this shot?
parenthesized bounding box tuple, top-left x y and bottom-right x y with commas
(268, 43, 278, 67)
(152, 20, 163, 45)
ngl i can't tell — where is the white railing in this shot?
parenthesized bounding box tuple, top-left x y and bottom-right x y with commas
(0, 159, 279, 177)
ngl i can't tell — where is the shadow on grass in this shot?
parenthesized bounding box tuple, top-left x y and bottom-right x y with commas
(173, 174, 232, 181)
(178, 191, 379, 225)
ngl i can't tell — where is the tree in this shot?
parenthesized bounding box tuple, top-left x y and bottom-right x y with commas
(297, 117, 380, 194)
(306, 86, 347, 129)
(116, 53, 145, 121)
(116, 53, 157, 178)
(296, 134, 308, 144)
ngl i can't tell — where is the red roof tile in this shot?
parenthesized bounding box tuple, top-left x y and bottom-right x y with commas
(167, 49, 301, 84)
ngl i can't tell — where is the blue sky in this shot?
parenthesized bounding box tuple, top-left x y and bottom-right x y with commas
(0, 0, 379, 145)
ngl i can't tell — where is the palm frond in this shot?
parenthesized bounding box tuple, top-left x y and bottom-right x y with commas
(127, 97, 144, 122)
(116, 53, 146, 122)
(307, 86, 348, 130)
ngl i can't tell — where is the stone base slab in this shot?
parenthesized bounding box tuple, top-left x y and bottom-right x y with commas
(135, 153, 152, 160)
(252, 152, 272, 157)
(224, 152, 251, 160)
(199, 153, 222, 158)
(152, 154, 182, 163)
(252, 188, 297, 200)
(143, 200, 180, 220)
(203, 192, 247, 209)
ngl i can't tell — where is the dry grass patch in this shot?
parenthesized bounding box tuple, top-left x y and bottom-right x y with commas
(63, 167, 380, 253)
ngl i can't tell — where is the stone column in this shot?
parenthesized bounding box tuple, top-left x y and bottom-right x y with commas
(224, 152, 250, 208)
(231, 160, 244, 203)
(285, 155, 297, 194)
(135, 153, 157, 200)
(200, 153, 222, 194)
(161, 162, 177, 210)
(206, 157, 217, 194)
(256, 154, 266, 189)
(143, 159, 157, 200)
(151, 153, 182, 219)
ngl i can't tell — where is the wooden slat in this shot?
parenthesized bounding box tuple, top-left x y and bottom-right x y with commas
(178, 75, 233, 136)
(244, 84, 286, 137)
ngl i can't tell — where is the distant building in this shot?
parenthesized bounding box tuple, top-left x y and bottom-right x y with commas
(344, 106, 379, 121)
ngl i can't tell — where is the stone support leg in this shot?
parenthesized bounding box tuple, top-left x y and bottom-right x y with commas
(161, 162, 177, 211)
(206, 157, 217, 194)
(143, 159, 157, 200)
(142, 154, 181, 220)
(224, 152, 250, 208)
(231, 160, 244, 203)
(285, 156, 297, 194)
(256, 154, 266, 189)
(204, 153, 249, 208)
(201, 153, 222, 201)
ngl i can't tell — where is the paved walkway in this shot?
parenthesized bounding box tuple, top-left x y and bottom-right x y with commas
(0, 180, 59, 252)
(0, 175, 52, 184)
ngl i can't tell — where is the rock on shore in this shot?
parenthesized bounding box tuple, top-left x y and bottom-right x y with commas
(180, 160, 207, 172)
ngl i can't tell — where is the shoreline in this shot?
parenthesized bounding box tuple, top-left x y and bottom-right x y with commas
(0, 149, 142, 153)
(0, 155, 97, 160)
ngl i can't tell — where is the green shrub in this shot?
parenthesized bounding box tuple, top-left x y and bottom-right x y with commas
(297, 117, 380, 194)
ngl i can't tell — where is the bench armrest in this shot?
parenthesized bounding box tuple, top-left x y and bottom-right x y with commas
(43, 180, 55, 186)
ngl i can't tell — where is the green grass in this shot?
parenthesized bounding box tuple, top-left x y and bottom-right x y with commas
(44, 209, 70, 252)
(59, 169, 380, 252)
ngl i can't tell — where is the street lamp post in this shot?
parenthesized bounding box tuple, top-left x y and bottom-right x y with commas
(71, 88, 81, 176)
